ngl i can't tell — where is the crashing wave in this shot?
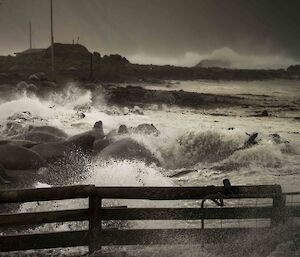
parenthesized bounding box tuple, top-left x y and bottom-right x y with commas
(157, 131, 240, 169)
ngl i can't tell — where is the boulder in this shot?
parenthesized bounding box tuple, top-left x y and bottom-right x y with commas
(261, 110, 269, 117)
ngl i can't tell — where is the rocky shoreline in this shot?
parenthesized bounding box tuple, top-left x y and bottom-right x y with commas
(0, 77, 249, 110)
(1, 43, 300, 85)
(102, 84, 246, 109)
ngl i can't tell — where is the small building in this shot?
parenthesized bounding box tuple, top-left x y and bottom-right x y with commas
(14, 48, 46, 58)
(44, 43, 90, 59)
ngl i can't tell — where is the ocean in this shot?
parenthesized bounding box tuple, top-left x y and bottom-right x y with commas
(0, 79, 299, 256)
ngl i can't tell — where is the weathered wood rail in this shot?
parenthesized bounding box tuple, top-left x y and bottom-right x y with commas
(0, 184, 299, 254)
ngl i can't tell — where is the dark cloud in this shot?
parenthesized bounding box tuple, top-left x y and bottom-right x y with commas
(0, 0, 299, 66)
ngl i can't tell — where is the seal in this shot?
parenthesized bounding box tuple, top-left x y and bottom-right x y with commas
(96, 137, 159, 165)
(0, 145, 45, 170)
(68, 121, 105, 141)
(31, 135, 95, 162)
(29, 125, 68, 138)
(0, 139, 38, 148)
(12, 131, 64, 143)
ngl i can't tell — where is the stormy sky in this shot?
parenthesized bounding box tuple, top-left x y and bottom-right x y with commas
(0, 0, 299, 68)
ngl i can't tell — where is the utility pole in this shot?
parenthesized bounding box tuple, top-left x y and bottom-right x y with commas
(29, 21, 32, 49)
(50, 0, 54, 72)
(90, 53, 94, 80)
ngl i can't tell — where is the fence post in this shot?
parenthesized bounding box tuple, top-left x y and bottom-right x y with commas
(271, 193, 286, 226)
(89, 187, 102, 254)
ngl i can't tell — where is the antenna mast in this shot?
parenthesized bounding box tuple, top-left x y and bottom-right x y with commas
(50, 0, 54, 72)
(29, 21, 32, 49)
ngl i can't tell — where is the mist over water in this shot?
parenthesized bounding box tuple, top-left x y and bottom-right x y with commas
(128, 47, 299, 69)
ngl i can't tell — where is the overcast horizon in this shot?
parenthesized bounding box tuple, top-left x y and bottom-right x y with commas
(0, 0, 300, 68)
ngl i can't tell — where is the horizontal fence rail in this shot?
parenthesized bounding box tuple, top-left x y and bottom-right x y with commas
(0, 184, 299, 254)
(0, 185, 284, 203)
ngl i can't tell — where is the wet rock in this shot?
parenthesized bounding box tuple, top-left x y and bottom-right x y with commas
(261, 110, 269, 117)
(16, 81, 38, 93)
(36, 72, 46, 79)
(27, 83, 38, 92)
(270, 133, 289, 144)
(28, 74, 40, 81)
(76, 112, 86, 119)
(83, 83, 97, 91)
(16, 81, 28, 90)
(40, 81, 57, 88)
(145, 90, 176, 105)
(8, 111, 32, 121)
(2, 121, 27, 136)
(132, 106, 144, 115)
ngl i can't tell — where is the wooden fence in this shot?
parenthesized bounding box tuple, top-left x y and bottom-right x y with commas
(0, 184, 299, 254)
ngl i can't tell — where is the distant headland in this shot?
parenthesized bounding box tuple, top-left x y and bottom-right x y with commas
(0, 43, 300, 84)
